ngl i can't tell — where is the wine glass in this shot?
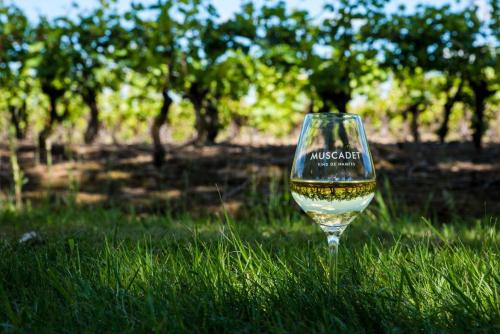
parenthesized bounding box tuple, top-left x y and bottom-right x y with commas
(290, 113, 376, 253)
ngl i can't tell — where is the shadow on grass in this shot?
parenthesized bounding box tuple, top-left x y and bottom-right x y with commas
(0, 216, 497, 333)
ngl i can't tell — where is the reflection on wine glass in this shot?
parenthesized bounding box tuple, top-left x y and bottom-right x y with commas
(290, 113, 376, 253)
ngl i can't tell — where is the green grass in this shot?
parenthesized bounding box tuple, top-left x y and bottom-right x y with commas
(0, 190, 498, 333)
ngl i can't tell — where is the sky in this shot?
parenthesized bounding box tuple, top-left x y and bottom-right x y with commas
(9, 0, 489, 22)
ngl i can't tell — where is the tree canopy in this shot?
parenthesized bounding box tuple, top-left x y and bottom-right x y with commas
(0, 0, 498, 164)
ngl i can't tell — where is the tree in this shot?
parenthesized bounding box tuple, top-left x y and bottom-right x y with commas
(256, 1, 315, 108)
(180, 0, 256, 145)
(256, 0, 387, 116)
(32, 18, 73, 163)
(397, 69, 434, 142)
(312, 0, 387, 114)
(375, 4, 459, 142)
(467, 55, 496, 150)
(437, 77, 464, 143)
(67, 1, 123, 144)
(377, 3, 498, 147)
(434, 4, 497, 149)
(0, 4, 32, 139)
(433, 7, 486, 143)
(123, 0, 180, 167)
(460, 10, 497, 150)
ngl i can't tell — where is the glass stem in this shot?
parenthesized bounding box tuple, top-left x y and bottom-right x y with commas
(321, 224, 347, 254)
(321, 224, 347, 290)
(327, 233, 340, 253)
(325, 230, 341, 292)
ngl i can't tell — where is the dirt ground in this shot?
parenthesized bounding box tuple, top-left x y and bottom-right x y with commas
(1, 139, 499, 219)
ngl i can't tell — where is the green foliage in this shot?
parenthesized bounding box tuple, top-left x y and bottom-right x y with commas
(0, 3, 32, 138)
(245, 62, 309, 136)
(32, 18, 72, 97)
(123, 0, 178, 90)
(376, 2, 498, 145)
(64, 2, 124, 99)
(0, 3, 31, 86)
(310, 0, 388, 113)
(0, 0, 498, 146)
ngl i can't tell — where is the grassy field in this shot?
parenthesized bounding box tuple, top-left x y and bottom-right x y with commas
(0, 188, 498, 333)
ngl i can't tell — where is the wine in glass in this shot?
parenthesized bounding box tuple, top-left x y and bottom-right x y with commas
(290, 113, 376, 253)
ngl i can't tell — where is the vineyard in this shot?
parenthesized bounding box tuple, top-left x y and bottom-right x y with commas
(0, 0, 499, 332)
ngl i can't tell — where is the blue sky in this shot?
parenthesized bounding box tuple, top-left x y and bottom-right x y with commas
(10, 0, 488, 22)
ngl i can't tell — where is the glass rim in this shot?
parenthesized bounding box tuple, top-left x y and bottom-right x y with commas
(305, 112, 361, 119)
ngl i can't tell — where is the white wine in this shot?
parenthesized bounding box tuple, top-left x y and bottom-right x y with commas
(290, 179, 376, 228)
